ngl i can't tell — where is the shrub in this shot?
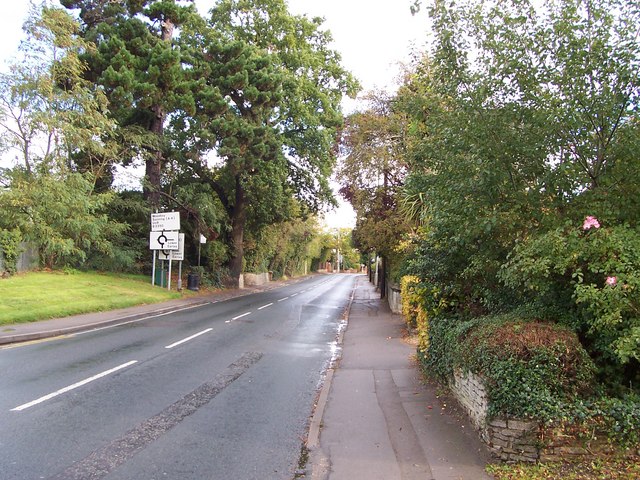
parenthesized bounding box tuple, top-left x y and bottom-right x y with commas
(420, 313, 640, 445)
(401, 275, 421, 330)
(402, 275, 451, 355)
(501, 218, 640, 371)
(0, 228, 22, 275)
(423, 314, 596, 421)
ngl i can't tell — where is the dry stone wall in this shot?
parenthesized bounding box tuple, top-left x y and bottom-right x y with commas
(449, 370, 634, 463)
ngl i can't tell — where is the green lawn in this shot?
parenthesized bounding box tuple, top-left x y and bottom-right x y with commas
(0, 271, 182, 325)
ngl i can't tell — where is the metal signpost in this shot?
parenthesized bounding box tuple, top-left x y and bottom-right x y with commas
(158, 233, 185, 290)
(149, 212, 181, 290)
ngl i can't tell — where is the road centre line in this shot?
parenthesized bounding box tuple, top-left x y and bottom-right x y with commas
(258, 303, 273, 310)
(226, 312, 252, 324)
(11, 360, 138, 412)
(74, 303, 211, 336)
(291, 293, 298, 297)
(278, 297, 289, 302)
(165, 328, 213, 349)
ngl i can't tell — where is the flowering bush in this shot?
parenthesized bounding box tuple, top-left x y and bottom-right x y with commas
(500, 218, 640, 372)
(582, 216, 601, 230)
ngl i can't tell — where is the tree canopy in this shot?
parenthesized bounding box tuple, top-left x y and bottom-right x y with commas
(171, 0, 358, 284)
(0, 0, 358, 282)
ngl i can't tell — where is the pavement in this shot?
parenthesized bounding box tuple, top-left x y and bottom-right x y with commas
(308, 275, 493, 480)
(1, 273, 494, 480)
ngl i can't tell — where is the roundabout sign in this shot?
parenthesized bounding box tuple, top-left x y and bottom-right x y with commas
(149, 211, 182, 290)
(149, 230, 179, 250)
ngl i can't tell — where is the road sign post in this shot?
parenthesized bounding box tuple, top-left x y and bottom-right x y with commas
(151, 212, 180, 232)
(150, 212, 181, 289)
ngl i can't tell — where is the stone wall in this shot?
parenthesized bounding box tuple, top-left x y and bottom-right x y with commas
(243, 272, 271, 287)
(451, 370, 489, 430)
(386, 282, 402, 314)
(448, 370, 634, 463)
(485, 418, 540, 462)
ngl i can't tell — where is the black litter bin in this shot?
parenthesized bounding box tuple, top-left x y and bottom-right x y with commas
(187, 273, 200, 291)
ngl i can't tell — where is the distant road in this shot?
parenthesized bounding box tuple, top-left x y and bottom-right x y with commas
(0, 274, 358, 480)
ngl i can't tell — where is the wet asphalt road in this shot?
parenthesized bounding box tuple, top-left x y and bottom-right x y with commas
(0, 274, 357, 480)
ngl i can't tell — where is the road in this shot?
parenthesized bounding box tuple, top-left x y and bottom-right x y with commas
(0, 274, 357, 480)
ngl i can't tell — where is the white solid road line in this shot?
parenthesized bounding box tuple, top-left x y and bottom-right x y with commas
(11, 360, 139, 412)
(257, 303, 273, 310)
(164, 328, 213, 349)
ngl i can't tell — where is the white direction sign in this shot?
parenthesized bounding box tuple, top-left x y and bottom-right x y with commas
(151, 212, 180, 232)
(158, 233, 185, 260)
(149, 230, 179, 250)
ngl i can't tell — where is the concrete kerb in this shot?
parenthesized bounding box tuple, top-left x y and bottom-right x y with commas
(305, 277, 357, 474)
(0, 273, 322, 347)
(0, 299, 211, 346)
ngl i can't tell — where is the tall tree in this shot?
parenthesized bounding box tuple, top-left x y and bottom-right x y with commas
(0, 5, 117, 178)
(337, 90, 410, 261)
(173, 0, 358, 285)
(60, 0, 198, 208)
(0, 5, 130, 270)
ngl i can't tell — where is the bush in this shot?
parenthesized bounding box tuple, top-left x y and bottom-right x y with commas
(423, 314, 596, 421)
(501, 219, 640, 371)
(401, 276, 421, 330)
(402, 275, 453, 356)
(0, 228, 22, 275)
(420, 313, 640, 445)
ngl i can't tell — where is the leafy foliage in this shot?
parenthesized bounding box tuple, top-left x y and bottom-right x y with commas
(501, 219, 640, 370)
(0, 5, 119, 179)
(61, 0, 198, 207)
(0, 171, 130, 269)
(244, 211, 319, 278)
(0, 228, 22, 275)
(423, 314, 595, 419)
(399, 0, 640, 393)
(337, 90, 411, 261)
(171, 0, 358, 283)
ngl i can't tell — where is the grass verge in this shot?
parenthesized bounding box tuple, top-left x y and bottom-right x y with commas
(487, 458, 640, 480)
(0, 271, 182, 325)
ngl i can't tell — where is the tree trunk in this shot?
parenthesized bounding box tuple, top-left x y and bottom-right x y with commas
(145, 104, 164, 211)
(228, 176, 247, 288)
(143, 18, 174, 211)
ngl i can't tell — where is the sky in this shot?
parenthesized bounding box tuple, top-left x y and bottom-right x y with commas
(0, 1, 431, 228)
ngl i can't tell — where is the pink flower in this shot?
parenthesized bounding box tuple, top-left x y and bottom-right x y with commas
(583, 216, 600, 230)
(606, 276, 617, 286)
